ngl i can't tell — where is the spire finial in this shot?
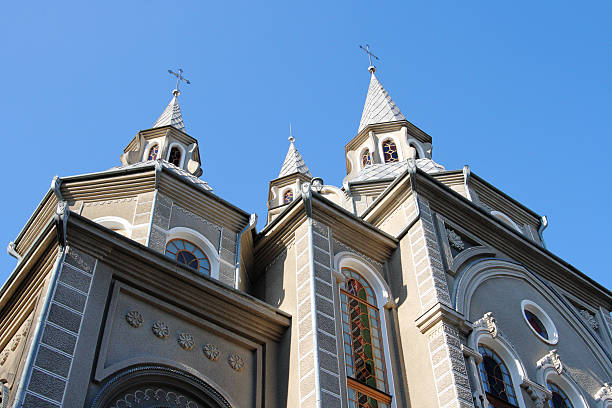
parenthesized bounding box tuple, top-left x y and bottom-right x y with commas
(168, 68, 191, 96)
(289, 123, 295, 144)
(359, 44, 379, 73)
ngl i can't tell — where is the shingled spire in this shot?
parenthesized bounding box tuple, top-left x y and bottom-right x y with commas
(278, 134, 311, 178)
(153, 89, 186, 132)
(357, 67, 406, 133)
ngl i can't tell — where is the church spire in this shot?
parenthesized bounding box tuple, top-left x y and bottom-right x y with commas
(357, 69, 406, 133)
(278, 126, 312, 178)
(153, 69, 191, 133)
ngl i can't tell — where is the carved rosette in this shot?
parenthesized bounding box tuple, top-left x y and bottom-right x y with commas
(203, 344, 220, 361)
(125, 311, 144, 328)
(152, 321, 169, 339)
(579, 309, 599, 330)
(537, 349, 563, 374)
(446, 228, 465, 251)
(178, 333, 195, 351)
(228, 354, 245, 372)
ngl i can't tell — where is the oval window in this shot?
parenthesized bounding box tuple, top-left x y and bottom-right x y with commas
(521, 300, 558, 344)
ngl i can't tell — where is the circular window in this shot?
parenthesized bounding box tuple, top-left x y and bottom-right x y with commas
(521, 300, 558, 344)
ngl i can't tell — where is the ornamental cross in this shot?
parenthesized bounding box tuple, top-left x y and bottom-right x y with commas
(359, 44, 379, 67)
(168, 68, 191, 93)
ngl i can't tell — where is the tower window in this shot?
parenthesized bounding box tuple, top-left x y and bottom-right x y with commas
(165, 239, 210, 276)
(169, 146, 182, 167)
(340, 268, 391, 408)
(409, 143, 420, 159)
(478, 345, 518, 407)
(361, 149, 372, 167)
(283, 190, 293, 204)
(547, 382, 573, 408)
(382, 140, 399, 163)
(148, 144, 159, 160)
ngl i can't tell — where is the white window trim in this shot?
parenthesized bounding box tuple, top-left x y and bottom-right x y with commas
(166, 142, 186, 168)
(93, 216, 132, 238)
(334, 253, 398, 408)
(142, 138, 164, 161)
(359, 147, 373, 168)
(544, 372, 589, 408)
(521, 299, 559, 345)
(165, 227, 220, 280)
(281, 187, 294, 205)
(378, 136, 403, 163)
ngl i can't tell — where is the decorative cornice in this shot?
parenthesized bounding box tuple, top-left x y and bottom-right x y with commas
(521, 378, 552, 408)
(537, 349, 563, 375)
(415, 302, 471, 335)
(473, 312, 498, 338)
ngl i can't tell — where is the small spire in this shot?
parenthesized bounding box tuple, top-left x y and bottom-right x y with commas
(153, 69, 191, 132)
(357, 70, 406, 132)
(289, 123, 295, 144)
(278, 127, 311, 178)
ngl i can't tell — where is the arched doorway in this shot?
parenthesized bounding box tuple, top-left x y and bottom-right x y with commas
(91, 365, 232, 408)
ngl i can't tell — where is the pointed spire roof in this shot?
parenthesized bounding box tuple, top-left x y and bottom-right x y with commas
(153, 89, 186, 132)
(358, 68, 406, 133)
(278, 133, 312, 178)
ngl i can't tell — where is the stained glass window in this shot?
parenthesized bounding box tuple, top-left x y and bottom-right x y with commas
(148, 144, 159, 160)
(524, 310, 549, 339)
(548, 383, 573, 408)
(165, 239, 211, 276)
(169, 146, 182, 167)
(341, 268, 391, 407)
(478, 345, 518, 407)
(382, 140, 399, 163)
(283, 190, 293, 204)
(361, 149, 372, 167)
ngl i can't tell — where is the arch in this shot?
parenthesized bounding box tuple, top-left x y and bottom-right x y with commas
(334, 252, 398, 407)
(167, 142, 186, 168)
(147, 144, 159, 161)
(91, 364, 234, 408)
(93, 216, 132, 238)
(491, 210, 522, 233)
(166, 238, 211, 276)
(478, 344, 521, 407)
(282, 188, 294, 204)
(165, 227, 220, 280)
(360, 148, 372, 167)
(537, 361, 589, 408)
(381, 138, 399, 163)
(406, 138, 425, 159)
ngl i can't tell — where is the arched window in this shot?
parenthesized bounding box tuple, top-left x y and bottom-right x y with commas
(147, 144, 159, 160)
(340, 268, 391, 408)
(165, 239, 211, 276)
(547, 382, 574, 408)
(382, 140, 399, 163)
(168, 146, 182, 167)
(478, 345, 519, 407)
(409, 143, 420, 159)
(283, 190, 293, 204)
(361, 149, 372, 167)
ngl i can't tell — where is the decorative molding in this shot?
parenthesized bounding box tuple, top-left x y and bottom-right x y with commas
(0, 351, 8, 366)
(152, 321, 169, 339)
(83, 197, 138, 206)
(177, 333, 195, 351)
(227, 354, 245, 372)
(521, 378, 551, 408)
(579, 309, 599, 330)
(595, 383, 612, 404)
(202, 344, 219, 361)
(537, 349, 563, 375)
(125, 311, 144, 328)
(461, 344, 483, 364)
(110, 388, 199, 408)
(9, 334, 21, 351)
(446, 228, 465, 251)
(473, 312, 498, 338)
(333, 238, 383, 269)
(174, 205, 222, 233)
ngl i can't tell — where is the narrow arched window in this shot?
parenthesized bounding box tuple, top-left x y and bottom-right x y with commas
(382, 140, 399, 163)
(547, 383, 573, 408)
(409, 143, 420, 159)
(341, 268, 391, 408)
(169, 146, 182, 167)
(283, 190, 293, 204)
(165, 239, 210, 276)
(361, 149, 372, 167)
(478, 345, 518, 407)
(147, 144, 159, 160)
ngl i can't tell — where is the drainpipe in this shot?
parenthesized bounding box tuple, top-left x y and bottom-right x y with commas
(538, 215, 548, 248)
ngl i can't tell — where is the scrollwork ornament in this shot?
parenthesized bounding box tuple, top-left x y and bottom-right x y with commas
(178, 333, 195, 351)
(446, 228, 465, 251)
(474, 312, 498, 338)
(228, 354, 245, 372)
(203, 344, 220, 361)
(152, 321, 169, 339)
(537, 349, 563, 374)
(579, 309, 599, 330)
(125, 311, 143, 328)
(595, 383, 612, 402)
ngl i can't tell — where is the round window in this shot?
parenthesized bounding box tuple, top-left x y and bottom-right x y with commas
(521, 300, 558, 344)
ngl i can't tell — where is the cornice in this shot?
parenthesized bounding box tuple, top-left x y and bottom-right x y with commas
(345, 119, 432, 153)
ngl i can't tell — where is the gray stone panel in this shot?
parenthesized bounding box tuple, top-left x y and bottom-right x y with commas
(313, 248, 330, 267)
(315, 280, 333, 299)
(149, 227, 167, 253)
(64, 248, 95, 274)
(59, 265, 91, 293)
(319, 350, 339, 374)
(53, 284, 87, 313)
(41, 325, 77, 355)
(317, 313, 336, 336)
(315, 296, 335, 317)
(318, 332, 337, 354)
(168, 206, 221, 250)
(320, 391, 341, 408)
(314, 263, 332, 284)
(320, 369, 341, 394)
(28, 369, 66, 403)
(35, 345, 71, 377)
(23, 393, 61, 408)
(48, 304, 81, 334)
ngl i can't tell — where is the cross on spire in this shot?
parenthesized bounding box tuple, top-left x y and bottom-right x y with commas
(168, 68, 191, 96)
(359, 44, 379, 73)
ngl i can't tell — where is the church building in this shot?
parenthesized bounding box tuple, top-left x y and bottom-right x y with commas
(0, 62, 611, 408)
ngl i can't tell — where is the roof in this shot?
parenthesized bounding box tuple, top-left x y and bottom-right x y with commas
(153, 92, 186, 132)
(108, 159, 213, 191)
(351, 159, 445, 183)
(278, 138, 312, 178)
(358, 72, 406, 133)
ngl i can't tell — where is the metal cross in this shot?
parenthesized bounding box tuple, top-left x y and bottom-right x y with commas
(168, 68, 191, 93)
(359, 44, 379, 67)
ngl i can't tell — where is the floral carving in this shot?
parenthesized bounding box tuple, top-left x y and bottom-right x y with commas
(110, 388, 199, 408)
(178, 333, 195, 351)
(446, 228, 465, 251)
(0, 351, 8, 366)
(228, 354, 245, 372)
(474, 312, 498, 338)
(579, 309, 599, 330)
(152, 321, 169, 339)
(203, 344, 220, 361)
(125, 311, 144, 328)
(10, 334, 21, 351)
(537, 349, 563, 374)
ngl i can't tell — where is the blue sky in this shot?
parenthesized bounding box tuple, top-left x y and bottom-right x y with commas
(0, 1, 610, 290)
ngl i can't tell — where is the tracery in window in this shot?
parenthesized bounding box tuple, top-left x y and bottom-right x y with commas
(382, 140, 399, 163)
(524, 309, 548, 339)
(148, 144, 159, 160)
(478, 345, 518, 407)
(283, 190, 293, 204)
(547, 382, 573, 408)
(361, 149, 372, 167)
(169, 146, 182, 167)
(165, 239, 210, 276)
(340, 268, 391, 408)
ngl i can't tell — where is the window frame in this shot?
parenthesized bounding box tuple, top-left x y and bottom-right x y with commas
(164, 227, 220, 281)
(166, 142, 186, 168)
(165, 238, 211, 276)
(381, 138, 400, 163)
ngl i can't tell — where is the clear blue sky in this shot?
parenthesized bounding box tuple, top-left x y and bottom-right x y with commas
(0, 1, 610, 291)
